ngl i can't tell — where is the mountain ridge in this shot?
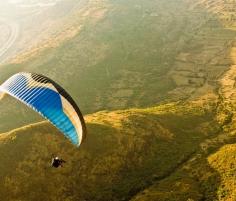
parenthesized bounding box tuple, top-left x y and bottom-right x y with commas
(0, 101, 221, 201)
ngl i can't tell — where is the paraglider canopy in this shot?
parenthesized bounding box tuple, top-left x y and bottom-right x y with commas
(0, 72, 86, 147)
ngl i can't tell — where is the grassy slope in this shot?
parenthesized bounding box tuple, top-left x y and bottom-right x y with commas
(0, 102, 220, 201)
(206, 144, 236, 200)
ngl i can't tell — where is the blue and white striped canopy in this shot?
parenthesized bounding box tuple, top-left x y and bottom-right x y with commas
(0, 72, 86, 147)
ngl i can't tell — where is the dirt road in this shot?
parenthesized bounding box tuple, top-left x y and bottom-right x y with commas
(0, 18, 19, 64)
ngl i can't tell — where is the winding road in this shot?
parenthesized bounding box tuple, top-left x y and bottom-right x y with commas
(0, 18, 19, 64)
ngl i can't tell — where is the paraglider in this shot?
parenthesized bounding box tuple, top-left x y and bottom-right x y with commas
(51, 156, 66, 168)
(0, 72, 86, 148)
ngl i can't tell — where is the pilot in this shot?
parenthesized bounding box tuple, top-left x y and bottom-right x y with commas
(51, 156, 66, 168)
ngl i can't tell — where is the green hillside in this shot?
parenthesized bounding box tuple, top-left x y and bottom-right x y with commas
(131, 132, 236, 201)
(0, 102, 220, 201)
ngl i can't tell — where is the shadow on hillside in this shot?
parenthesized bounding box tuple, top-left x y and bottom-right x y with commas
(199, 153, 222, 201)
(128, 141, 224, 201)
(81, 122, 119, 154)
(119, 112, 224, 201)
(199, 141, 236, 201)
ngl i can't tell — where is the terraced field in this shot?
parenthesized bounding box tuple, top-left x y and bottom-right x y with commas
(191, 0, 236, 30)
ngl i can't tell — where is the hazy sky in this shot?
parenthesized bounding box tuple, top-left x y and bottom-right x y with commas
(2, 0, 61, 7)
(0, 0, 61, 19)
